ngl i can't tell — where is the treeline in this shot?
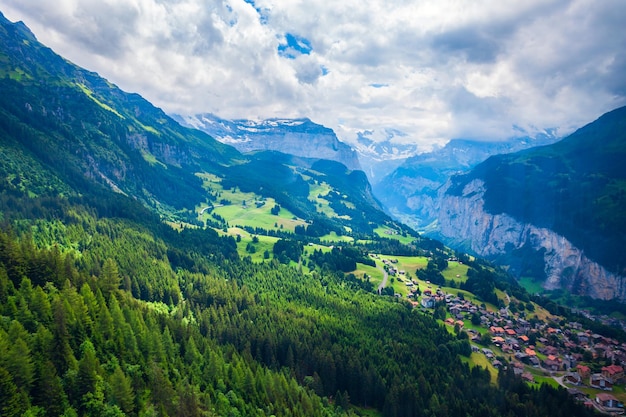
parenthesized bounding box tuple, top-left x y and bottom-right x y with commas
(309, 247, 375, 273)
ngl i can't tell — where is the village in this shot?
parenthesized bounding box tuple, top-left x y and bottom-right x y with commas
(375, 255, 626, 415)
(423, 283, 626, 414)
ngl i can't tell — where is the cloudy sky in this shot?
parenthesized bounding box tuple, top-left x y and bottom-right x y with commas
(2, 0, 625, 149)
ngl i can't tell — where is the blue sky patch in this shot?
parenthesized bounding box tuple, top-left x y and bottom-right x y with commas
(243, 0, 269, 24)
(278, 33, 313, 59)
(370, 83, 389, 88)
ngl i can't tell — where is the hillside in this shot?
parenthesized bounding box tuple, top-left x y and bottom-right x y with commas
(438, 106, 626, 299)
(0, 11, 601, 417)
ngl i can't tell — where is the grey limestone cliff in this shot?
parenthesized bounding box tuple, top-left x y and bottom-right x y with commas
(435, 178, 626, 301)
(173, 114, 362, 171)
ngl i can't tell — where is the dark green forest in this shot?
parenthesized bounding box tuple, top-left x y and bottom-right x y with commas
(0, 187, 598, 417)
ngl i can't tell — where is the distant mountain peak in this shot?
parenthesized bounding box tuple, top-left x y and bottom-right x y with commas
(173, 113, 361, 171)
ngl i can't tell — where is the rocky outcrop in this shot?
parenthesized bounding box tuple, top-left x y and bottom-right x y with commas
(173, 114, 361, 171)
(436, 178, 626, 301)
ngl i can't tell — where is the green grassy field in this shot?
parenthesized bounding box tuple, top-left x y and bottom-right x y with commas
(308, 181, 342, 218)
(353, 262, 385, 288)
(318, 231, 355, 243)
(442, 261, 470, 283)
(518, 276, 545, 295)
(198, 173, 308, 233)
(461, 352, 498, 384)
(373, 226, 416, 245)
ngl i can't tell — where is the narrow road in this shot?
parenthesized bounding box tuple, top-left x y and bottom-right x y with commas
(200, 204, 223, 214)
(377, 266, 389, 295)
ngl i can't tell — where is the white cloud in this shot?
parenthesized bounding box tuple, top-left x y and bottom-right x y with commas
(2, 0, 625, 150)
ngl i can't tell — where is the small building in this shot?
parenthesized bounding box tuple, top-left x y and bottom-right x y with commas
(595, 393, 622, 410)
(420, 296, 436, 309)
(602, 364, 624, 383)
(590, 373, 613, 391)
(564, 372, 582, 386)
(567, 388, 587, 402)
(576, 364, 591, 379)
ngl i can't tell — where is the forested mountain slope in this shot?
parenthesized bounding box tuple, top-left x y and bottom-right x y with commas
(0, 11, 598, 417)
(437, 106, 626, 299)
(0, 10, 392, 237)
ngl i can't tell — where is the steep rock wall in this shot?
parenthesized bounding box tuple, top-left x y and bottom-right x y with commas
(436, 179, 626, 301)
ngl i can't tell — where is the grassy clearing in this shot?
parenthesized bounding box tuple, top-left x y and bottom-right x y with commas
(442, 261, 470, 283)
(518, 276, 545, 295)
(373, 226, 415, 245)
(197, 175, 308, 233)
(461, 352, 498, 384)
(308, 181, 339, 218)
(318, 232, 354, 243)
(352, 406, 382, 417)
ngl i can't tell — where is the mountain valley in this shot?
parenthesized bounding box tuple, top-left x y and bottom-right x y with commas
(0, 10, 623, 417)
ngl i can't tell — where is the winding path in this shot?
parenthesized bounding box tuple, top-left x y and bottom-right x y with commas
(377, 266, 389, 295)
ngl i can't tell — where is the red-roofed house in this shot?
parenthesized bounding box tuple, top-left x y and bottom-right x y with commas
(602, 364, 624, 383)
(577, 364, 591, 379)
(596, 393, 622, 409)
(490, 326, 505, 335)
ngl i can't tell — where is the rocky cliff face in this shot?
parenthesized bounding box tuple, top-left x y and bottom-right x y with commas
(173, 114, 362, 171)
(374, 134, 559, 229)
(435, 178, 626, 301)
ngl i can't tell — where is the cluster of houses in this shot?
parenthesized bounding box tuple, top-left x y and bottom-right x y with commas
(381, 258, 406, 278)
(413, 285, 626, 413)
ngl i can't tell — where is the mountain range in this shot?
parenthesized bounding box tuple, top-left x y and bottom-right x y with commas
(374, 133, 560, 231)
(0, 11, 614, 417)
(173, 113, 362, 171)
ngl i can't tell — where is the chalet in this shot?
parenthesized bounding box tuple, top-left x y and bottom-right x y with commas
(490, 326, 505, 335)
(590, 373, 613, 391)
(567, 388, 587, 402)
(564, 372, 583, 386)
(492, 336, 505, 346)
(449, 305, 462, 316)
(420, 296, 436, 309)
(543, 356, 561, 372)
(577, 332, 590, 344)
(569, 322, 583, 330)
(596, 393, 623, 409)
(505, 328, 517, 337)
(521, 372, 534, 382)
(602, 364, 624, 383)
(518, 335, 530, 344)
(577, 365, 591, 379)
(542, 346, 559, 356)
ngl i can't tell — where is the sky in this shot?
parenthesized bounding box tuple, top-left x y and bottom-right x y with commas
(2, 0, 626, 150)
